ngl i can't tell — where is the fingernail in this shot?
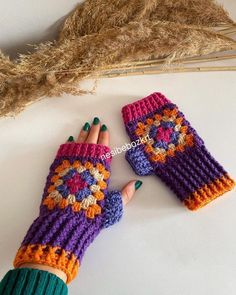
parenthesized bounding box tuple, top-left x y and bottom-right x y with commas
(100, 124, 107, 131)
(67, 136, 74, 142)
(135, 180, 143, 190)
(93, 117, 100, 125)
(83, 122, 90, 131)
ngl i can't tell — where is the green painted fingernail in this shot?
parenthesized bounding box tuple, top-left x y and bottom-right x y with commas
(67, 136, 74, 142)
(100, 124, 107, 131)
(135, 180, 143, 190)
(83, 122, 90, 131)
(93, 117, 100, 125)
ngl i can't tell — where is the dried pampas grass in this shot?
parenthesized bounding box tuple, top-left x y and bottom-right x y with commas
(0, 0, 235, 117)
(60, 0, 235, 40)
(0, 51, 16, 79)
(149, 0, 235, 26)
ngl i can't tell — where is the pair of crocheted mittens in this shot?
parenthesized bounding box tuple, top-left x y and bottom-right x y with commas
(14, 92, 234, 283)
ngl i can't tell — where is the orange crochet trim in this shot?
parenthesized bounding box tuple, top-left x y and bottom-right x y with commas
(184, 174, 235, 210)
(14, 244, 79, 283)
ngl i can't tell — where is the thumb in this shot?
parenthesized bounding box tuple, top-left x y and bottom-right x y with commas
(121, 180, 143, 205)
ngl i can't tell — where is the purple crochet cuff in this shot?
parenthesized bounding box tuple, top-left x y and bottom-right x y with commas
(14, 143, 123, 283)
(122, 92, 235, 210)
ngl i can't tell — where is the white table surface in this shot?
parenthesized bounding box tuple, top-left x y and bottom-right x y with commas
(0, 1, 236, 295)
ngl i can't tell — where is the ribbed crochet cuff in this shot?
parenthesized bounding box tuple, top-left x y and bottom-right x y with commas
(57, 143, 111, 163)
(122, 92, 170, 124)
(156, 145, 235, 210)
(13, 207, 104, 283)
(0, 268, 67, 295)
(13, 211, 85, 283)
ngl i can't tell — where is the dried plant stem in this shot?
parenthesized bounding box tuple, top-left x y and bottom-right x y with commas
(217, 24, 236, 32)
(97, 66, 236, 78)
(97, 53, 236, 71)
(217, 25, 236, 35)
(223, 30, 236, 36)
(19, 54, 236, 77)
(31, 52, 236, 76)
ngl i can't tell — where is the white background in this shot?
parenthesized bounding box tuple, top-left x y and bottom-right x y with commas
(0, 1, 236, 295)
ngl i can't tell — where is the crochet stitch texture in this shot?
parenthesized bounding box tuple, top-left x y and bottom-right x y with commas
(122, 92, 235, 210)
(14, 143, 123, 283)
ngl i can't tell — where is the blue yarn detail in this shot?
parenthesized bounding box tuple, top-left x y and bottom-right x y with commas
(170, 131, 179, 145)
(125, 145, 153, 176)
(153, 141, 168, 149)
(62, 169, 77, 181)
(76, 187, 91, 201)
(103, 191, 123, 228)
(80, 170, 96, 185)
(161, 121, 174, 128)
(57, 185, 69, 197)
(149, 125, 157, 139)
(60, 188, 70, 197)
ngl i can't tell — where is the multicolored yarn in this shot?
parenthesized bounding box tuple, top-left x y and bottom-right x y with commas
(135, 107, 194, 163)
(43, 159, 110, 218)
(14, 143, 123, 283)
(122, 92, 235, 210)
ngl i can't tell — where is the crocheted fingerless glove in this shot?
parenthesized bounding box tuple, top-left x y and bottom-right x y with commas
(122, 92, 235, 210)
(14, 143, 123, 283)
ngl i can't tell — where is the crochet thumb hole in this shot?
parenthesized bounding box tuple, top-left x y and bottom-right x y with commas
(125, 146, 154, 176)
(102, 180, 140, 228)
(102, 191, 123, 228)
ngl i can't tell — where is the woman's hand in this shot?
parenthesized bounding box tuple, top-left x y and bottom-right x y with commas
(19, 117, 142, 282)
(74, 117, 142, 205)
